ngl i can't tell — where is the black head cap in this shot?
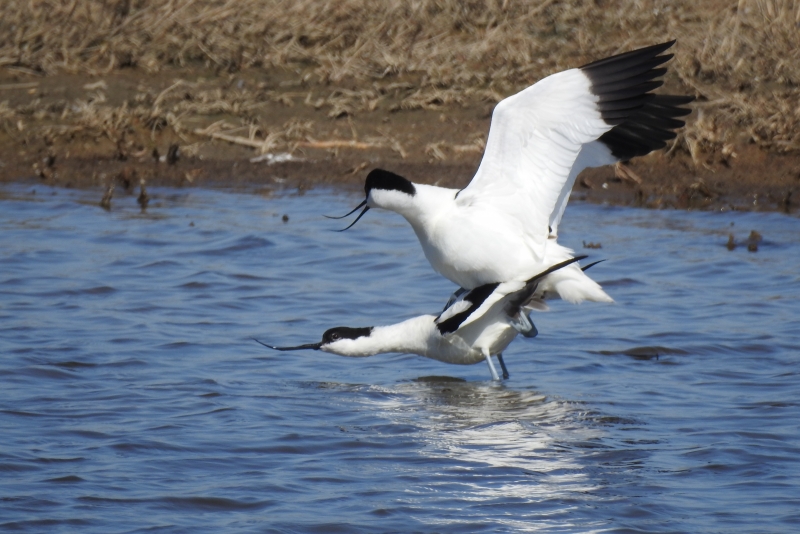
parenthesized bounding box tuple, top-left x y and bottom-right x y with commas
(365, 169, 416, 197)
(322, 326, 374, 344)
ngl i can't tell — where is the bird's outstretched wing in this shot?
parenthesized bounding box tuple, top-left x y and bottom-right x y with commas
(548, 94, 694, 235)
(459, 41, 683, 261)
(434, 256, 587, 335)
(435, 280, 522, 336)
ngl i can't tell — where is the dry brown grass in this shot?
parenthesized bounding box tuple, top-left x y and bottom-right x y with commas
(2, 0, 799, 159)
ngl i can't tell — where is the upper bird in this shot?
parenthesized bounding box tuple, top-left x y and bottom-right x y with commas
(332, 41, 693, 302)
(257, 256, 586, 380)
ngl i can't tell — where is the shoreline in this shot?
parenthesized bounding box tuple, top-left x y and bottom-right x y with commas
(3, 138, 797, 215)
(0, 67, 797, 215)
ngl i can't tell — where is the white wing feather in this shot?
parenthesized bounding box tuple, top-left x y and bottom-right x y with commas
(549, 140, 616, 236)
(459, 69, 612, 262)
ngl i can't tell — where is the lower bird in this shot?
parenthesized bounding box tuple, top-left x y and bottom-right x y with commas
(256, 256, 586, 380)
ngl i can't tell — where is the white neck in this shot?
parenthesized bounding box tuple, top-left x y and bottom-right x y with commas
(370, 183, 458, 231)
(322, 315, 439, 357)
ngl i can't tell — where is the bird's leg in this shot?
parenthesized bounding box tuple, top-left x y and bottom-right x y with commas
(510, 312, 538, 338)
(496, 354, 510, 379)
(482, 348, 500, 381)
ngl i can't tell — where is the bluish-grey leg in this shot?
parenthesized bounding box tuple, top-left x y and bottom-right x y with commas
(497, 354, 510, 379)
(482, 348, 500, 381)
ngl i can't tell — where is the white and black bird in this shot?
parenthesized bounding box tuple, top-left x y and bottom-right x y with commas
(331, 41, 693, 303)
(256, 256, 586, 380)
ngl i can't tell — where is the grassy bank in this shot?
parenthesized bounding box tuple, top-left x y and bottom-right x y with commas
(1, 1, 799, 211)
(3, 0, 799, 153)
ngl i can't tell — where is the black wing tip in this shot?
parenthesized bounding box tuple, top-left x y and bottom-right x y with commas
(525, 255, 588, 285)
(581, 259, 607, 272)
(598, 93, 695, 160)
(657, 94, 696, 105)
(580, 41, 687, 129)
(580, 40, 676, 71)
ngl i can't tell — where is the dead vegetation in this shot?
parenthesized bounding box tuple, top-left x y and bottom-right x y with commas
(1, 0, 799, 170)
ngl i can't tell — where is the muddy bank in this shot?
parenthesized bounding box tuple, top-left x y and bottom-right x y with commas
(3, 141, 797, 214)
(2, 1, 800, 212)
(0, 68, 798, 213)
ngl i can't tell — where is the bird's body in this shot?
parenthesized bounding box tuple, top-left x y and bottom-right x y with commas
(370, 181, 605, 302)
(313, 313, 515, 366)
(334, 41, 693, 303)
(257, 257, 584, 380)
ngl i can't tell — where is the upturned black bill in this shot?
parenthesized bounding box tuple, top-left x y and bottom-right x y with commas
(335, 205, 370, 232)
(253, 338, 322, 351)
(324, 199, 367, 219)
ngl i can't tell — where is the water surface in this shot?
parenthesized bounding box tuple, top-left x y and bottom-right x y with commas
(1, 184, 799, 532)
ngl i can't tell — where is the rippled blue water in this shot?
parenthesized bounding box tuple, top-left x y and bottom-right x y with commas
(1, 183, 799, 533)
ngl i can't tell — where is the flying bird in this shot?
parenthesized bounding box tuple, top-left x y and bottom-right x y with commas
(331, 41, 693, 304)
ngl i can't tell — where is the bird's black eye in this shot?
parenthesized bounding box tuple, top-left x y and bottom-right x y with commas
(331, 333, 340, 340)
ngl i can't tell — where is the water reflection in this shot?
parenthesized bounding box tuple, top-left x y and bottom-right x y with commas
(352, 379, 604, 520)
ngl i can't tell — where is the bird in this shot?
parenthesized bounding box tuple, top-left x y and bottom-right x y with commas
(329, 41, 693, 303)
(255, 256, 586, 381)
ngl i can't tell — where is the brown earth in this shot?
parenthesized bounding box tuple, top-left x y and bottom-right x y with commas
(1, 66, 798, 213)
(2, 1, 799, 212)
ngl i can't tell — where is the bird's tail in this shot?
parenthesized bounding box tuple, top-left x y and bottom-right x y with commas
(540, 243, 613, 304)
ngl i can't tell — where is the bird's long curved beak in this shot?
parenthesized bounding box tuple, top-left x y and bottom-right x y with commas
(335, 204, 370, 232)
(253, 338, 322, 351)
(324, 199, 367, 220)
